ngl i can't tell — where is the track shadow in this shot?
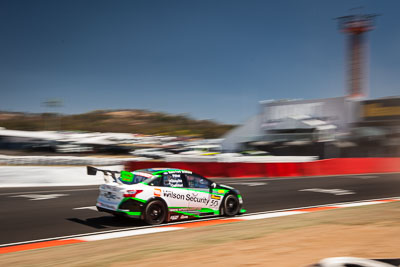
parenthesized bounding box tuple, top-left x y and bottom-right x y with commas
(67, 216, 147, 229)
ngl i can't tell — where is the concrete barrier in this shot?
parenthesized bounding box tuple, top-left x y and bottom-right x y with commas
(0, 155, 149, 166)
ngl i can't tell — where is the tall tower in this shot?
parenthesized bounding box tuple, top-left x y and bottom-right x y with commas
(337, 12, 378, 99)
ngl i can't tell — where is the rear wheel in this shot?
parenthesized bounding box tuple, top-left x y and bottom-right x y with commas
(222, 194, 240, 216)
(144, 200, 167, 225)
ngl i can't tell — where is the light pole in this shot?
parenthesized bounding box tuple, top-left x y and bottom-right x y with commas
(42, 99, 63, 131)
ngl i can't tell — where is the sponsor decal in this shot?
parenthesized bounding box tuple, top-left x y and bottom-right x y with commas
(169, 207, 197, 212)
(169, 215, 180, 221)
(209, 199, 219, 207)
(165, 177, 184, 187)
(211, 195, 221, 200)
(186, 193, 209, 205)
(163, 190, 185, 200)
(217, 190, 225, 194)
(165, 170, 192, 174)
(103, 191, 116, 200)
(154, 188, 161, 197)
(169, 213, 192, 221)
(163, 191, 209, 204)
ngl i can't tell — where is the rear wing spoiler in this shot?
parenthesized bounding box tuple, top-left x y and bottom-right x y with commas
(87, 166, 136, 184)
(87, 166, 123, 184)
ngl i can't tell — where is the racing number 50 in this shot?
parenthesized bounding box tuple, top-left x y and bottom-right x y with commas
(209, 199, 218, 207)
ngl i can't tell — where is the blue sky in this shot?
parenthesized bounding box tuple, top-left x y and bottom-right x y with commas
(0, 0, 399, 124)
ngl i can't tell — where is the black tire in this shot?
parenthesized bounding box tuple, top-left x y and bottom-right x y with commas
(144, 200, 167, 225)
(222, 194, 240, 216)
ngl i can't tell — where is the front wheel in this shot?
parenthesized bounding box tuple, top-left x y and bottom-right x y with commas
(144, 200, 167, 225)
(222, 194, 240, 216)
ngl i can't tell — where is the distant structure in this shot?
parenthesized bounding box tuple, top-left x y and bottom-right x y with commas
(337, 11, 378, 99)
(222, 11, 400, 158)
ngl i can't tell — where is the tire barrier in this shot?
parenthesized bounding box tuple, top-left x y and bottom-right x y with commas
(125, 158, 400, 178)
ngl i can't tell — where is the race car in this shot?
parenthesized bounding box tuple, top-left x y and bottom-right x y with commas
(87, 166, 245, 225)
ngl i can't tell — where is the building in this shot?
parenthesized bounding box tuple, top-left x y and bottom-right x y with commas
(221, 96, 400, 157)
(222, 96, 358, 152)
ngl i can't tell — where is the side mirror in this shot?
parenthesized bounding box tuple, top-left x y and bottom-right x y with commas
(210, 182, 217, 189)
(87, 166, 97, 176)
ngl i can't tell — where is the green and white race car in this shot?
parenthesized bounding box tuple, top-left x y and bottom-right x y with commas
(87, 166, 245, 225)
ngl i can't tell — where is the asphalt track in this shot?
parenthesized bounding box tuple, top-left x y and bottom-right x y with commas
(0, 173, 399, 246)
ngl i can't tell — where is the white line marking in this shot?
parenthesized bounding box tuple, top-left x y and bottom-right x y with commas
(334, 201, 381, 208)
(239, 211, 306, 220)
(10, 194, 69, 201)
(0, 188, 97, 196)
(227, 182, 267, 186)
(73, 206, 97, 211)
(299, 188, 355, 195)
(79, 227, 183, 241)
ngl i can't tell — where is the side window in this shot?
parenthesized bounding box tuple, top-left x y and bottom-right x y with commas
(119, 172, 149, 185)
(162, 174, 184, 188)
(186, 174, 210, 189)
(148, 177, 161, 186)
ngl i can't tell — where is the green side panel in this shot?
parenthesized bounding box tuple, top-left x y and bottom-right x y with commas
(117, 210, 141, 216)
(212, 189, 229, 195)
(199, 208, 219, 216)
(198, 208, 218, 213)
(173, 210, 201, 218)
(120, 197, 147, 204)
(169, 208, 219, 217)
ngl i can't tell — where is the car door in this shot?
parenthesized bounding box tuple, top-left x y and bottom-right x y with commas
(159, 173, 188, 211)
(184, 173, 214, 214)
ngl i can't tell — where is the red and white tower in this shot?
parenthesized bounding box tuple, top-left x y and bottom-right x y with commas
(337, 13, 378, 99)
